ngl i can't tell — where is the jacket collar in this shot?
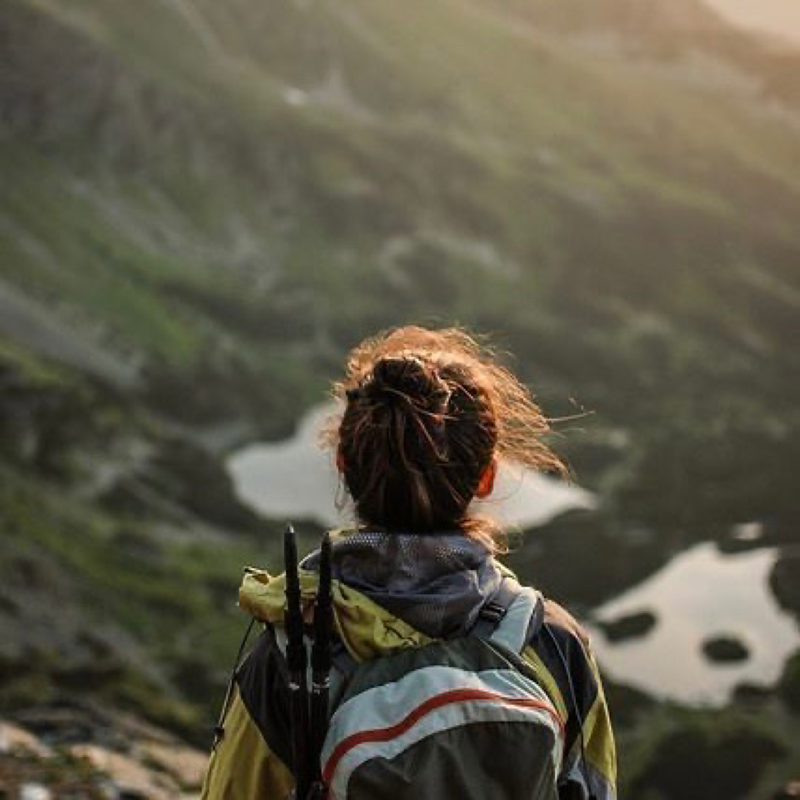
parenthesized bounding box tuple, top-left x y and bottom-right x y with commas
(304, 530, 503, 638)
(238, 529, 508, 655)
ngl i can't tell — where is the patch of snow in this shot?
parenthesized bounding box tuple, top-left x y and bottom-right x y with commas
(284, 87, 309, 107)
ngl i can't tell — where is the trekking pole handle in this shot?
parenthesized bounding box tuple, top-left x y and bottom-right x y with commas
(284, 524, 307, 675)
(311, 532, 333, 676)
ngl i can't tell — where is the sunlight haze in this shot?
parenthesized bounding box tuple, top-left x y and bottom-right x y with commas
(704, 0, 800, 44)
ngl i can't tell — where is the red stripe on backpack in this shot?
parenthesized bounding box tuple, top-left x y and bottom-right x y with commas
(322, 687, 564, 784)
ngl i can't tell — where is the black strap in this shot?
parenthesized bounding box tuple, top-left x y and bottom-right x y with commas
(309, 533, 333, 792)
(212, 617, 256, 750)
(284, 525, 311, 799)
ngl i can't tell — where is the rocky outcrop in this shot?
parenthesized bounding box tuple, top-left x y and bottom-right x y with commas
(629, 719, 787, 799)
(773, 780, 800, 799)
(770, 549, 800, 624)
(597, 610, 657, 642)
(0, 355, 98, 477)
(0, 538, 163, 703)
(778, 650, 800, 715)
(601, 676, 657, 729)
(702, 635, 750, 664)
(1, 704, 208, 799)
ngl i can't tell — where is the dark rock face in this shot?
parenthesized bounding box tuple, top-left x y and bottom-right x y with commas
(777, 650, 800, 715)
(601, 677, 657, 730)
(702, 635, 750, 664)
(0, 539, 160, 726)
(597, 610, 657, 643)
(142, 438, 264, 534)
(0, 360, 96, 477)
(630, 721, 787, 799)
(772, 780, 800, 799)
(770, 550, 800, 623)
(732, 682, 774, 705)
(99, 436, 265, 534)
(506, 511, 668, 610)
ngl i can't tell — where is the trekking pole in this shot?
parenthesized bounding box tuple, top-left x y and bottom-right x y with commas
(309, 532, 333, 794)
(284, 524, 311, 800)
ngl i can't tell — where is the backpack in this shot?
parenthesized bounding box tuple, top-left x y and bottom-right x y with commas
(322, 587, 562, 799)
(283, 526, 565, 800)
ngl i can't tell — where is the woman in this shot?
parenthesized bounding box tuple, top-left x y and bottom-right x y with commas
(202, 325, 616, 799)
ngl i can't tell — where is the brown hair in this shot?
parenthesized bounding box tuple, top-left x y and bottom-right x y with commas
(326, 326, 567, 551)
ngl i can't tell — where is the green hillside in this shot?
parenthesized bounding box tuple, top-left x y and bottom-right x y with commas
(4, 0, 799, 517)
(1, 0, 799, 792)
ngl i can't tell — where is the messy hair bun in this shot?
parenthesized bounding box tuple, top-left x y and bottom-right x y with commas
(352, 355, 450, 410)
(327, 326, 566, 550)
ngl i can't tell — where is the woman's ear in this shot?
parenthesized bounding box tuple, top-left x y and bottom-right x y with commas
(475, 458, 497, 499)
(336, 448, 345, 474)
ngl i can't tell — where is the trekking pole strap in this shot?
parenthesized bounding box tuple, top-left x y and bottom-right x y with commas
(284, 524, 311, 799)
(212, 617, 256, 750)
(309, 532, 333, 786)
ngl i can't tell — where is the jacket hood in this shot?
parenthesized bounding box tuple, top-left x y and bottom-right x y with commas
(238, 530, 508, 661)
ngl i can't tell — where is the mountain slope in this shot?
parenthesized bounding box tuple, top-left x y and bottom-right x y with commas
(3, 0, 798, 512)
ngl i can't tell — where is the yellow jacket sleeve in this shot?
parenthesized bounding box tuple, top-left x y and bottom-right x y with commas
(201, 686, 294, 800)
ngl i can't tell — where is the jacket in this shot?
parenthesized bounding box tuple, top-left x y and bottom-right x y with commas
(201, 530, 617, 799)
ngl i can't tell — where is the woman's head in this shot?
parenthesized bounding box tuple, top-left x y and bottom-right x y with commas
(328, 326, 566, 547)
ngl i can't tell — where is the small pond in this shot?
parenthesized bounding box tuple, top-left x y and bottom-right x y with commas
(588, 542, 799, 704)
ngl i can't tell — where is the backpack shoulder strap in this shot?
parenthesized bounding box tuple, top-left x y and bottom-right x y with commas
(471, 577, 544, 653)
(469, 577, 520, 639)
(487, 582, 544, 655)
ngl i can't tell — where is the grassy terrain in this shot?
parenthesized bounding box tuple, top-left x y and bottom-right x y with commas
(0, 451, 323, 746)
(612, 686, 800, 798)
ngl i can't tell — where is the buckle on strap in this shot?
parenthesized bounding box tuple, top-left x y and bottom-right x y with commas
(479, 600, 507, 624)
